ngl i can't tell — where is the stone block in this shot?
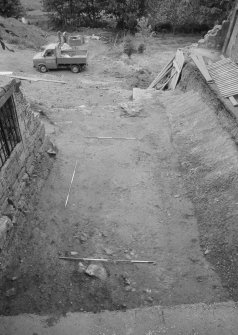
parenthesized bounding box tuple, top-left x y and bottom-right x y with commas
(17, 167, 26, 182)
(0, 216, 13, 250)
(26, 154, 35, 173)
(18, 150, 28, 166)
(14, 181, 26, 202)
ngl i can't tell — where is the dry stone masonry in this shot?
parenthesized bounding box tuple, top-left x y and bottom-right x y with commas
(198, 20, 230, 50)
(0, 78, 49, 249)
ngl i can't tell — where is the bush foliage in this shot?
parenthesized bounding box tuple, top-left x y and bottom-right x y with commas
(0, 0, 23, 18)
(42, 0, 236, 32)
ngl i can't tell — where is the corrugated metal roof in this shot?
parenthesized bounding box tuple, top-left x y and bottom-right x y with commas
(208, 58, 238, 98)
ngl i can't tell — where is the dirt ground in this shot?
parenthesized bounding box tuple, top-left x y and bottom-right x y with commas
(0, 33, 233, 316)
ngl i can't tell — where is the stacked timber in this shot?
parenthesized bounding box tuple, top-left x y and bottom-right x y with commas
(148, 49, 185, 90)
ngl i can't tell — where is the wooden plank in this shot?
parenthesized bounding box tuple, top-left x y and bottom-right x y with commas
(65, 160, 78, 208)
(197, 54, 212, 77)
(208, 61, 231, 68)
(175, 49, 185, 70)
(219, 86, 238, 91)
(173, 60, 180, 73)
(0, 71, 13, 75)
(10, 75, 67, 84)
(191, 53, 213, 83)
(209, 65, 238, 73)
(210, 71, 238, 78)
(208, 62, 234, 70)
(229, 96, 238, 106)
(0, 86, 14, 107)
(210, 79, 238, 85)
(59, 257, 156, 264)
(153, 66, 173, 88)
(215, 81, 238, 87)
(85, 136, 137, 140)
(166, 70, 177, 90)
(0, 74, 67, 84)
(148, 56, 174, 89)
(149, 65, 173, 88)
(223, 91, 238, 98)
(208, 58, 231, 65)
(210, 71, 238, 77)
(209, 66, 238, 72)
(169, 50, 185, 90)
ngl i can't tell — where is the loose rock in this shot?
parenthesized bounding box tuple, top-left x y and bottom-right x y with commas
(6, 288, 16, 297)
(0, 216, 13, 250)
(104, 247, 113, 256)
(147, 296, 153, 303)
(78, 262, 86, 273)
(70, 251, 78, 256)
(80, 233, 88, 243)
(204, 248, 210, 255)
(85, 264, 107, 281)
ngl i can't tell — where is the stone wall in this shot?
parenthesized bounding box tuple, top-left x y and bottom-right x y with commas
(197, 20, 230, 50)
(0, 78, 49, 247)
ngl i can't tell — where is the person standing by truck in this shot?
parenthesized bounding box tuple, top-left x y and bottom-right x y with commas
(62, 32, 68, 44)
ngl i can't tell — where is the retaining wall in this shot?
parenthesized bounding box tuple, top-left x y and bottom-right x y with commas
(0, 78, 49, 248)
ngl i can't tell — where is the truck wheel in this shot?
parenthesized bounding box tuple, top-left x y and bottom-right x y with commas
(39, 65, 47, 73)
(71, 65, 80, 73)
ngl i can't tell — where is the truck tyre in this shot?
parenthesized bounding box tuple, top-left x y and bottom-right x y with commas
(39, 65, 47, 73)
(71, 65, 80, 73)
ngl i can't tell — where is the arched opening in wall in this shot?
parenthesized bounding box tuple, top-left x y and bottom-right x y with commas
(0, 96, 21, 168)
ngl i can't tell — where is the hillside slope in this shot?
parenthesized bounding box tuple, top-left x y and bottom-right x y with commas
(0, 16, 47, 49)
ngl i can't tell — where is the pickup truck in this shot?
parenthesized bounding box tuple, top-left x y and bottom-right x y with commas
(33, 43, 88, 73)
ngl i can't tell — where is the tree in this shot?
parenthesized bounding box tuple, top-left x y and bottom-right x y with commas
(148, 0, 236, 34)
(105, 0, 148, 32)
(0, 0, 22, 18)
(43, 0, 106, 27)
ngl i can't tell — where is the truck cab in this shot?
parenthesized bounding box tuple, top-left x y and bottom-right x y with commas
(42, 46, 58, 70)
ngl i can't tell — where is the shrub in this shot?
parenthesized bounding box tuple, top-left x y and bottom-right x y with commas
(138, 43, 146, 54)
(6, 36, 19, 45)
(124, 36, 134, 58)
(0, 0, 23, 18)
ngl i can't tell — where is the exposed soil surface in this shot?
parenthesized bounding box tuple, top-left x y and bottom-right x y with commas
(0, 33, 236, 316)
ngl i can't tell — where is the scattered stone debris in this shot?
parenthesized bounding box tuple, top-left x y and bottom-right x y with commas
(47, 142, 58, 157)
(143, 288, 152, 294)
(101, 232, 108, 238)
(122, 274, 131, 286)
(0, 216, 13, 250)
(121, 273, 135, 291)
(47, 149, 57, 156)
(78, 262, 87, 273)
(204, 248, 210, 255)
(85, 264, 108, 281)
(146, 296, 153, 303)
(79, 233, 88, 243)
(120, 102, 145, 118)
(5, 288, 16, 298)
(70, 251, 78, 256)
(103, 247, 113, 256)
